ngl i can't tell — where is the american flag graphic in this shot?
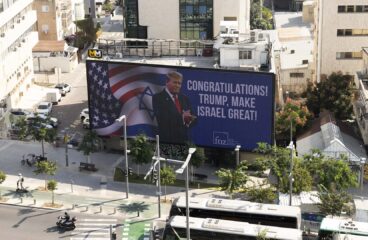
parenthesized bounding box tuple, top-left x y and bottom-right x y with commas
(87, 61, 173, 137)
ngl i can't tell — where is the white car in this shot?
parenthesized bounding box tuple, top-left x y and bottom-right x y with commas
(82, 117, 90, 129)
(55, 83, 71, 96)
(36, 102, 53, 115)
(26, 113, 58, 128)
(80, 108, 89, 121)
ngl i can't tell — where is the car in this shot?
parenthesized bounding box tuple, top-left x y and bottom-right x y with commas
(80, 108, 89, 121)
(82, 117, 90, 129)
(10, 109, 32, 118)
(67, 133, 82, 147)
(55, 83, 71, 96)
(36, 102, 53, 115)
(26, 113, 59, 128)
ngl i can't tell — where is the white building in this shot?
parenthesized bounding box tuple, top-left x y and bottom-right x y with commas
(123, 0, 250, 41)
(314, 0, 368, 82)
(0, 0, 39, 136)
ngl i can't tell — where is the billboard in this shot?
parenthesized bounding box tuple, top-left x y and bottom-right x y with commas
(86, 60, 274, 150)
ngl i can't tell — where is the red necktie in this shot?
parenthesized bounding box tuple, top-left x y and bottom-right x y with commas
(174, 95, 182, 113)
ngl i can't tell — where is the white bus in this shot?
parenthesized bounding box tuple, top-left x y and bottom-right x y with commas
(169, 197, 301, 229)
(333, 234, 368, 240)
(319, 218, 368, 239)
(163, 216, 303, 240)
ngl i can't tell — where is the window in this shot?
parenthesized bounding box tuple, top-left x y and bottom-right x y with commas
(239, 50, 252, 60)
(337, 29, 368, 36)
(180, 0, 213, 44)
(347, 5, 354, 12)
(336, 52, 362, 59)
(41, 5, 49, 12)
(356, 5, 363, 12)
(224, 16, 237, 21)
(290, 73, 304, 78)
(338, 6, 346, 12)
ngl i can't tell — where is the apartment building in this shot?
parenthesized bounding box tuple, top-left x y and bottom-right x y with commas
(0, 0, 38, 136)
(123, 0, 250, 41)
(314, 0, 368, 82)
(33, 0, 75, 40)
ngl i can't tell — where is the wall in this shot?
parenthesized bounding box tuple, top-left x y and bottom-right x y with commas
(280, 67, 310, 94)
(138, 0, 179, 39)
(33, 54, 78, 73)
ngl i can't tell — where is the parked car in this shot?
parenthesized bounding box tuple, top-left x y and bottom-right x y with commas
(55, 83, 71, 96)
(82, 117, 90, 129)
(10, 109, 32, 118)
(46, 89, 62, 104)
(26, 113, 59, 128)
(80, 108, 89, 121)
(67, 133, 82, 147)
(36, 102, 53, 115)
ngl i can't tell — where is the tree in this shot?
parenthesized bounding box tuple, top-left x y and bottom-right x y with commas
(14, 115, 57, 157)
(34, 160, 57, 190)
(275, 97, 312, 140)
(160, 166, 176, 202)
(256, 228, 270, 240)
(0, 170, 6, 199)
(74, 18, 101, 49)
(303, 72, 354, 119)
(250, 0, 273, 30)
(254, 143, 313, 194)
(47, 180, 57, 205)
(78, 130, 102, 164)
(129, 134, 153, 175)
(215, 161, 248, 198)
(246, 180, 277, 203)
(317, 185, 353, 217)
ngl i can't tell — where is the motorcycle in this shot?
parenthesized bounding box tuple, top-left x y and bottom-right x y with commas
(56, 215, 77, 230)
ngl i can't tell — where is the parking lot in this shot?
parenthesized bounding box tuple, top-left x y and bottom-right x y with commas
(13, 63, 89, 145)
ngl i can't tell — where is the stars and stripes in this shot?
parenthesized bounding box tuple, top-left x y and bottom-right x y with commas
(87, 61, 173, 137)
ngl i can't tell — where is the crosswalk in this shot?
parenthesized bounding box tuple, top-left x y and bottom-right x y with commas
(70, 218, 118, 240)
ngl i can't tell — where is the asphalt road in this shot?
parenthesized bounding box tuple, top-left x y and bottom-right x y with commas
(0, 204, 122, 240)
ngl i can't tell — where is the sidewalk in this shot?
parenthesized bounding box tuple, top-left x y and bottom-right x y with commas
(0, 139, 225, 219)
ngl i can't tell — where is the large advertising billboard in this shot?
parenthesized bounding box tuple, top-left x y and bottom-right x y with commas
(86, 60, 274, 150)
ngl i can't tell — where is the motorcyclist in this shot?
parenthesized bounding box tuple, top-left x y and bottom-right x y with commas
(63, 212, 70, 224)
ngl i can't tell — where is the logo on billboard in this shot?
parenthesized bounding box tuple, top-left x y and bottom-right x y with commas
(213, 131, 237, 146)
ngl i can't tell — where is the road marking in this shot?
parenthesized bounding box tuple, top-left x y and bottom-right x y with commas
(0, 141, 14, 152)
(73, 228, 111, 231)
(81, 219, 117, 222)
(77, 223, 116, 226)
(71, 238, 111, 240)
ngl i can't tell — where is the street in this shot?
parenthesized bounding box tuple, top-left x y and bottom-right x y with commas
(0, 204, 122, 240)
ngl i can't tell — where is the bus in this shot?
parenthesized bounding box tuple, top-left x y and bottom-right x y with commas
(318, 218, 368, 239)
(333, 234, 368, 240)
(169, 197, 301, 229)
(163, 216, 303, 240)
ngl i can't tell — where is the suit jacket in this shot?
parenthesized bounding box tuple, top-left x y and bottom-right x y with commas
(152, 89, 193, 144)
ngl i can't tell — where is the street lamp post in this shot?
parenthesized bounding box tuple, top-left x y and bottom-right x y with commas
(156, 135, 162, 218)
(361, 158, 366, 193)
(115, 115, 129, 199)
(175, 148, 196, 240)
(287, 141, 294, 206)
(235, 145, 241, 166)
(63, 128, 70, 167)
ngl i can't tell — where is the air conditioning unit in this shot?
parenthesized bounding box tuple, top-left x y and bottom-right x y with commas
(250, 30, 259, 42)
(17, 19, 21, 23)
(22, 15, 25, 20)
(22, 38, 26, 43)
(0, 33, 5, 37)
(10, 25, 14, 29)
(12, 47, 17, 52)
(18, 43, 22, 47)
(115, 52, 122, 58)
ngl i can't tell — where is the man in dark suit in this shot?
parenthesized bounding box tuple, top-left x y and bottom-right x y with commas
(152, 71, 196, 144)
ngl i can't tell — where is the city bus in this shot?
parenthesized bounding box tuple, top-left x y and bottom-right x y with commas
(163, 216, 303, 240)
(333, 234, 368, 240)
(169, 197, 301, 229)
(318, 218, 368, 239)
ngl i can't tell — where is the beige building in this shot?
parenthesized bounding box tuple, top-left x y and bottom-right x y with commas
(33, 0, 75, 41)
(314, 0, 368, 82)
(0, 0, 39, 136)
(123, 0, 250, 41)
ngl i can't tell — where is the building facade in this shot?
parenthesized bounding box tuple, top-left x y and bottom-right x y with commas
(314, 0, 368, 82)
(0, 0, 39, 136)
(123, 0, 250, 41)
